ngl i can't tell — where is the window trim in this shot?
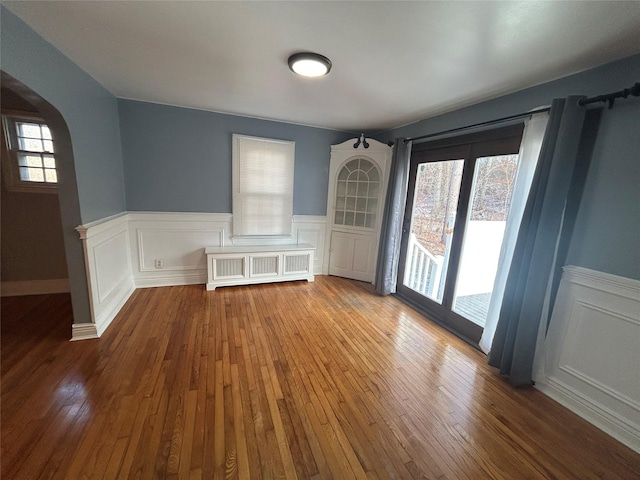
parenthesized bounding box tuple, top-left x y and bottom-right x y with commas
(1, 111, 58, 194)
(333, 156, 382, 230)
(231, 134, 295, 241)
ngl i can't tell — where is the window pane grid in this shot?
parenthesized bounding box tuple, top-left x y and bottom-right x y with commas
(16, 122, 54, 153)
(5, 117, 59, 188)
(17, 153, 58, 184)
(334, 158, 379, 228)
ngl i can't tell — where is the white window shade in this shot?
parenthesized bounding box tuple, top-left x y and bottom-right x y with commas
(232, 134, 295, 237)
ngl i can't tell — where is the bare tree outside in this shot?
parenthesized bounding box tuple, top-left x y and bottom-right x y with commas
(410, 160, 464, 256)
(406, 154, 520, 323)
(469, 155, 518, 222)
(411, 154, 519, 257)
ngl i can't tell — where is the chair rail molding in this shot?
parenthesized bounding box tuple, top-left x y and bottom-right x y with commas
(534, 265, 640, 453)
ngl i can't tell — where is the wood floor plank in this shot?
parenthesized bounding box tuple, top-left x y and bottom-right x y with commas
(213, 359, 226, 478)
(2, 279, 639, 479)
(231, 363, 251, 480)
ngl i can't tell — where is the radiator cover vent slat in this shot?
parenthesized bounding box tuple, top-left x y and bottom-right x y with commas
(217, 258, 243, 277)
(252, 256, 278, 275)
(285, 254, 309, 273)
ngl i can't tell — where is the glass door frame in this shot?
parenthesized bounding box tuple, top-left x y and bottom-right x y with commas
(396, 125, 524, 344)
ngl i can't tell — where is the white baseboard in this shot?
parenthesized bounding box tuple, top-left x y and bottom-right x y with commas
(69, 282, 134, 341)
(536, 380, 639, 453)
(95, 282, 135, 336)
(1, 278, 70, 297)
(71, 322, 99, 341)
(535, 265, 640, 453)
(135, 272, 207, 289)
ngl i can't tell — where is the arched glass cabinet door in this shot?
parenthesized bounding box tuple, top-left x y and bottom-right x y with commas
(333, 157, 380, 229)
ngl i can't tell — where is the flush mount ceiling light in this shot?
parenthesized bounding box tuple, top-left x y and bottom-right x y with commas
(288, 52, 332, 77)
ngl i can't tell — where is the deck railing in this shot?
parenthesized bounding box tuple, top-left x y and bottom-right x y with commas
(404, 233, 444, 299)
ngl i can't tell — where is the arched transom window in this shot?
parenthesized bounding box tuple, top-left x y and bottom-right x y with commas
(334, 157, 380, 228)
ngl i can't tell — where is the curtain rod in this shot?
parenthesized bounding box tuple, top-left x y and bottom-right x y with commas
(578, 82, 640, 109)
(404, 106, 550, 144)
(404, 82, 639, 144)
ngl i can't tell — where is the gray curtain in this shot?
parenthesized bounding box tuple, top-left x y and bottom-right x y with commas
(375, 138, 412, 295)
(488, 96, 595, 386)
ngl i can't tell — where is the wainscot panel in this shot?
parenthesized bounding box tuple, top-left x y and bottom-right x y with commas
(128, 212, 231, 288)
(129, 212, 327, 287)
(534, 265, 640, 453)
(75, 213, 134, 340)
(292, 215, 326, 275)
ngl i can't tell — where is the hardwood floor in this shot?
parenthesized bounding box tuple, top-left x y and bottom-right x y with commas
(2, 277, 638, 479)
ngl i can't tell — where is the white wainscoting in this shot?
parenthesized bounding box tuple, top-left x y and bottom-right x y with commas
(129, 213, 326, 288)
(534, 266, 640, 453)
(74, 212, 327, 340)
(129, 212, 231, 288)
(74, 213, 135, 341)
(292, 215, 326, 275)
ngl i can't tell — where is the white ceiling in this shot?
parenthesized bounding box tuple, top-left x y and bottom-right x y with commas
(3, 1, 640, 132)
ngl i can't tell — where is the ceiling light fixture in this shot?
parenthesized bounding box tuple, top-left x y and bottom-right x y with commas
(288, 52, 332, 77)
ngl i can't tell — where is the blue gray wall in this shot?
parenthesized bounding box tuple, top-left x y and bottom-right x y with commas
(378, 55, 640, 280)
(0, 7, 127, 223)
(378, 55, 640, 144)
(1, 6, 127, 323)
(119, 100, 353, 215)
(565, 98, 640, 279)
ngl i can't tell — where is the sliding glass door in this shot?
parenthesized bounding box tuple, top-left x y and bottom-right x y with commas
(397, 126, 524, 343)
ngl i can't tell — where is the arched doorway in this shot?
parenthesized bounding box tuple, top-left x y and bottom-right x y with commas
(1, 71, 90, 335)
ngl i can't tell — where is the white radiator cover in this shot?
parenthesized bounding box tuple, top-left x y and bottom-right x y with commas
(534, 265, 640, 453)
(205, 244, 315, 291)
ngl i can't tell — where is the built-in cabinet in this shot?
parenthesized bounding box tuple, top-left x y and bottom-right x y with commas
(324, 137, 391, 283)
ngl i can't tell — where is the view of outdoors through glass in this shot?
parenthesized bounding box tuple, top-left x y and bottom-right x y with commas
(453, 154, 519, 325)
(15, 121, 57, 183)
(403, 154, 519, 326)
(403, 159, 464, 303)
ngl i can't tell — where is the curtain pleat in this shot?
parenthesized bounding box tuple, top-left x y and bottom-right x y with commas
(488, 96, 595, 386)
(375, 138, 412, 295)
(479, 112, 549, 354)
